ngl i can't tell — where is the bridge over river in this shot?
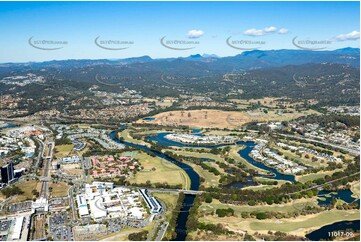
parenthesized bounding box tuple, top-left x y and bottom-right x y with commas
(146, 188, 204, 195)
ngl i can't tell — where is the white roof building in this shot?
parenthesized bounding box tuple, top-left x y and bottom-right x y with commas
(32, 198, 49, 212)
(129, 207, 143, 219)
(76, 195, 89, 217)
(89, 199, 107, 219)
(11, 216, 24, 240)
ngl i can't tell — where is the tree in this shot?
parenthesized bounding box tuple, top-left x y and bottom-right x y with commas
(205, 194, 213, 203)
(1, 186, 24, 198)
(256, 212, 267, 220)
(128, 231, 148, 241)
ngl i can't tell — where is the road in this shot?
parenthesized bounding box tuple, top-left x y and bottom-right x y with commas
(68, 187, 77, 222)
(33, 136, 45, 170)
(147, 188, 204, 195)
(288, 172, 360, 195)
(155, 222, 168, 241)
(39, 141, 54, 199)
(277, 134, 360, 156)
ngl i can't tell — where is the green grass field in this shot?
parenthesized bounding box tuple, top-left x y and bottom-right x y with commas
(168, 149, 225, 163)
(241, 176, 290, 191)
(129, 152, 190, 189)
(118, 129, 149, 146)
(54, 144, 74, 156)
(249, 210, 360, 234)
(296, 169, 344, 183)
(199, 197, 318, 215)
(199, 209, 360, 236)
(183, 161, 220, 188)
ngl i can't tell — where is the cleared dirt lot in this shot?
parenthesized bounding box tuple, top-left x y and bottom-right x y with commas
(62, 163, 82, 176)
(137, 109, 317, 129)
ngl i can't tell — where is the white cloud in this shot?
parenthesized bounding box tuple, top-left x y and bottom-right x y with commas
(244, 26, 282, 36)
(335, 30, 360, 41)
(278, 28, 289, 34)
(244, 28, 265, 36)
(264, 26, 277, 33)
(187, 30, 204, 39)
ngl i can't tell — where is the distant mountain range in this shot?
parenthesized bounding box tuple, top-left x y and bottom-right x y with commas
(0, 48, 359, 105)
(1, 48, 359, 71)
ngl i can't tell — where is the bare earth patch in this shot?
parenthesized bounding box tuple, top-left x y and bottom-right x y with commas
(137, 109, 317, 129)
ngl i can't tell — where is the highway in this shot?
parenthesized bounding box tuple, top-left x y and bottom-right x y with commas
(33, 136, 45, 170)
(39, 141, 54, 199)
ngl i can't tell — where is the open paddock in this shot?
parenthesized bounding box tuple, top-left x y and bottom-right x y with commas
(54, 144, 74, 157)
(136, 109, 318, 129)
(0, 179, 40, 203)
(128, 152, 190, 189)
(49, 182, 70, 197)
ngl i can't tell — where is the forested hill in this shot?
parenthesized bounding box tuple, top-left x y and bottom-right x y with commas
(0, 48, 359, 105)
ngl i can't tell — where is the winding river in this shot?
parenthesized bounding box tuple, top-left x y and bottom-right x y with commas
(110, 130, 356, 240)
(111, 130, 296, 239)
(109, 131, 199, 240)
(146, 132, 296, 183)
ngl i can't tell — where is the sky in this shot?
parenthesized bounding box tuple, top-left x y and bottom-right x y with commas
(0, 1, 359, 62)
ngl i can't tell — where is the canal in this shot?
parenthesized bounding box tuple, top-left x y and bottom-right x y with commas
(146, 132, 296, 183)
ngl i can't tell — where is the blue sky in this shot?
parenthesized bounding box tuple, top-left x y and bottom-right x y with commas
(0, 1, 359, 62)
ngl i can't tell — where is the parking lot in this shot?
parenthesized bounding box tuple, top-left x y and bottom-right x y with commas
(0, 220, 10, 240)
(107, 218, 126, 233)
(49, 211, 73, 241)
(50, 226, 73, 241)
(0, 220, 10, 233)
(49, 211, 69, 226)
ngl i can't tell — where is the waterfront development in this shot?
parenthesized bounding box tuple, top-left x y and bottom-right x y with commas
(1, 116, 359, 241)
(0, 1, 360, 241)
